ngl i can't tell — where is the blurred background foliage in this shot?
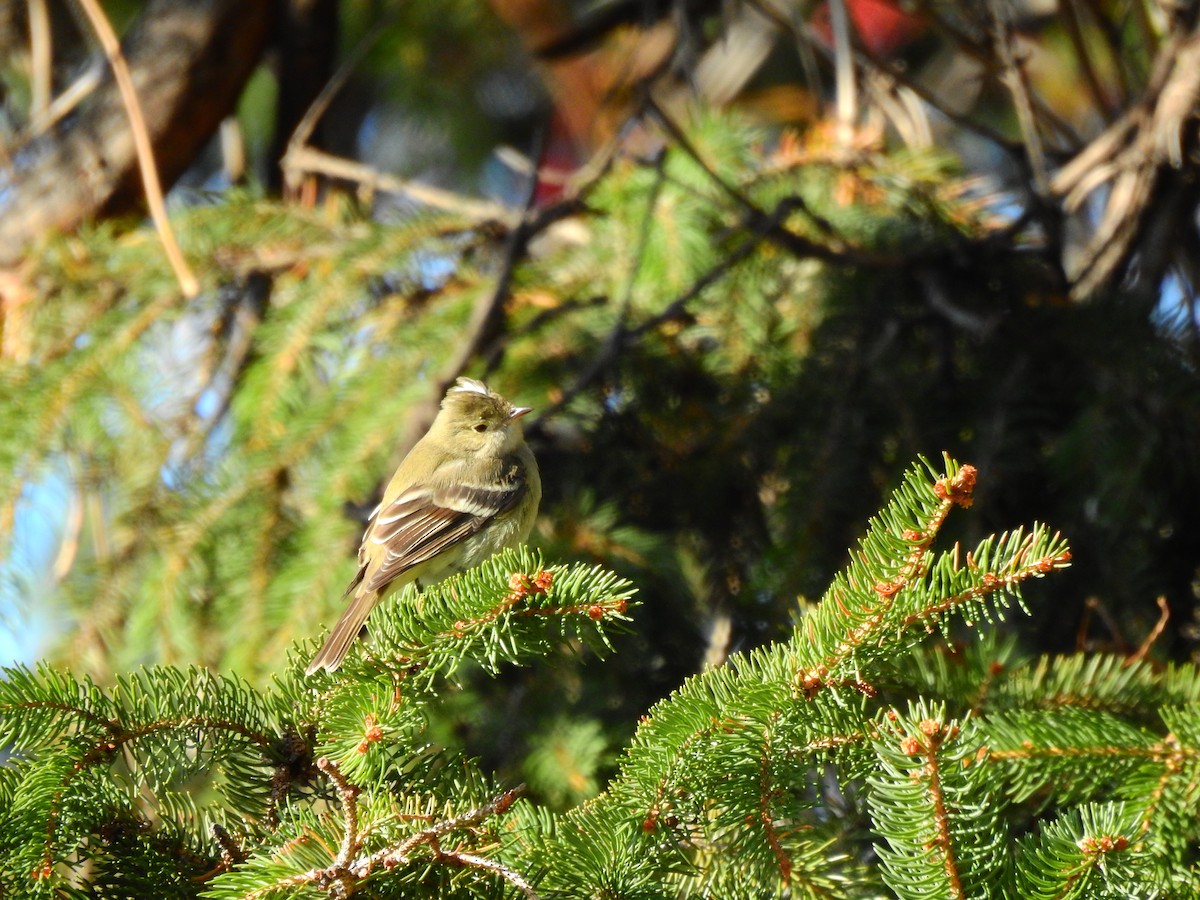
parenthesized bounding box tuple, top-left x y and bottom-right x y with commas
(1, 0, 1199, 808)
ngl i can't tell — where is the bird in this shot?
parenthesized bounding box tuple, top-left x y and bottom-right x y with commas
(306, 377, 541, 674)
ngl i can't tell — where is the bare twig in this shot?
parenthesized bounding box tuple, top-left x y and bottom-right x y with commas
(73, 0, 199, 297)
(27, 63, 103, 138)
(282, 21, 386, 201)
(28, 0, 53, 118)
(455, 120, 551, 380)
(265, 784, 532, 898)
(827, 0, 857, 145)
(986, 0, 1050, 195)
(317, 757, 362, 868)
(1050, 21, 1200, 298)
(539, 193, 788, 423)
(210, 821, 246, 869)
(535, 150, 665, 417)
(283, 145, 511, 222)
(1061, 0, 1118, 118)
(393, 123, 593, 457)
(430, 849, 540, 899)
(1127, 596, 1170, 666)
(646, 97, 865, 263)
(361, 786, 527, 876)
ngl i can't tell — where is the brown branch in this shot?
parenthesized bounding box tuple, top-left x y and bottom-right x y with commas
(985, 0, 1049, 195)
(28, 0, 52, 118)
(0, 0, 273, 269)
(757, 712, 792, 883)
(265, 786, 532, 897)
(900, 546, 1073, 632)
(427, 848, 540, 899)
(986, 742, 1185, 763)
(73, 0, 198, 297)
(1127, 596, 1170, 666)
(281, 145, 510, 221)
(1050, 19, 1200, 299)
(317, 758, 362, 868)
(920, 724, 965, 900)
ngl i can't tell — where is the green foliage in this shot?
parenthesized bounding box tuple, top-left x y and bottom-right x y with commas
(869, 703, 1005, 899)
(6, 456, 1194, 897)
(3, 70, 1200, 894)
(1015, 803, 1153, 900)
(0, 549, 634, 896)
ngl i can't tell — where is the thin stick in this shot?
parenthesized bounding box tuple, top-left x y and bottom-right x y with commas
(827, 0, 857, 145)
(29, 0, 53, 118)
(317, 757, 362, 866)
(986, 0, 1050, 194)
(282, 21, 386, 201)
(1127, 596, 1170, 666)
(284, 145, 510, 222)
(72, 0, 199, 297)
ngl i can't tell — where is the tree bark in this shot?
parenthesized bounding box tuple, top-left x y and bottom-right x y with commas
(0, 0, 274, 267)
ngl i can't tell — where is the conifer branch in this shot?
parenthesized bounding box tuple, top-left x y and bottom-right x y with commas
(37, 712, 275, 868)
(900, 537, 1073, 632)
(317, 757, 362, 871)
(257, 785, 529, 898)
(210, 821, 247, 871)
(427, 848, 541, 899)
(800, 459, 981, 682)
(908, 719, 964, 899)
(756, 711, 792, 883)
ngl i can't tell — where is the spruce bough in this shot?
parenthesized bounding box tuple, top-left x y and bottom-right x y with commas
(3, 454, 1198, 898)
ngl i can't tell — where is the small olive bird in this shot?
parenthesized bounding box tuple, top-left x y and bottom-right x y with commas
(306, 378, 541, 674)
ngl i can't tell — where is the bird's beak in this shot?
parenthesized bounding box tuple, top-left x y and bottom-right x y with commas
(508, 406, 532, 420)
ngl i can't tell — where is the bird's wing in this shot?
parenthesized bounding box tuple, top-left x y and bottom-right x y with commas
(361, 465, 528, 593)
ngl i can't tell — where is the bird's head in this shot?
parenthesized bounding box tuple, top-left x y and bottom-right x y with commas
(434, 377, 532, 455)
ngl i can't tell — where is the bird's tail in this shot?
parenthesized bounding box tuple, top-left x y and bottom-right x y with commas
(305, 590, 378, 674)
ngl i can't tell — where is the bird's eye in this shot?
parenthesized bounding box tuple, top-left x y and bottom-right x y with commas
(473, 423, 488, 433)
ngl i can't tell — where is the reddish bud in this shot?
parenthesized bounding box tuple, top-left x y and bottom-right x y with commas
(797, 670, 824, 699)
(934, 465, 977, 508)
(587, 605, 605, 620)
(532, 570, 554, 593)
(854, 679, 878, 697)
(919, 719, 942, 737)
(359, 713, 383, 750)
(900, 735, 923, 756)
